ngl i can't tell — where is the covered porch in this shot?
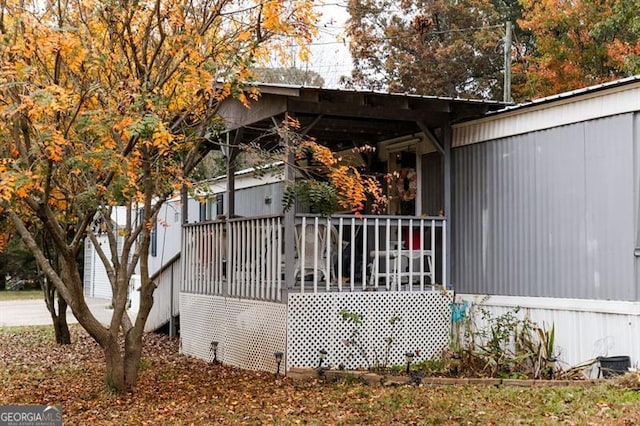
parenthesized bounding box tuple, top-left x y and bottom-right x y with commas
(197, 85, 502, 293)
(179, 85, 503, 372)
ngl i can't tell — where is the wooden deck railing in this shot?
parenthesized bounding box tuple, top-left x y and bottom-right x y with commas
(294, 214, 446, 293)
(182, 215, 283, 301)
(182, 214, 446, 300)
(182, 220, 227, 296)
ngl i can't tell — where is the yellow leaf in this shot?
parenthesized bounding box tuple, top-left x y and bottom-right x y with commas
(237, 31, 252, 41)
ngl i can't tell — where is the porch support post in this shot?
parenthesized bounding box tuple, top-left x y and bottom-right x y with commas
(225, 129, 241, 298)
(442, 123, 453, 290)
(181, 184, 188, 224)
(283, 151, 296, 299)
(226, 129, 243, 219)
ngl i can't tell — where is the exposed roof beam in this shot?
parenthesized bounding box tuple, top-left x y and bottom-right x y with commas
(287, 99, 450, 123)
(301, 116, 415, 134)
(301, 115, 324, 137)
(217, 95, 287, 130)
(416, 121, 444, 154)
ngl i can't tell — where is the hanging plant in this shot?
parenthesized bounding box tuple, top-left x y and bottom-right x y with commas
(277, 117, 387, 215)
(283, 180, 339, 216)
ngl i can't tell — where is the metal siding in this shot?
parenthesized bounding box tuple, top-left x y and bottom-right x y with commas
(149, 200, 183, 276)
(454, 143, 479, 290)
(145, 259, 181, 332)
(583, 117, 635, 300)
(90, 236, 113, 300)
(454, 114, 636, 300)
(83, 240, 95, 298)
(232, 182, 284, 217)
(421, 152, 444, 216)
(453, 82, 640, 147)
(535, 125, 588, 298)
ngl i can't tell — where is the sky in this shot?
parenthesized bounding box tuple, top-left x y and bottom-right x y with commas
(259, 2, 354, 88)
(307, 2, 353, 87)
(261, 2, 353, 88)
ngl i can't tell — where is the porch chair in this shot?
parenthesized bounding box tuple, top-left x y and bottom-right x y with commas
(395, 249, 435, 286)
(294, 223, 340, 283)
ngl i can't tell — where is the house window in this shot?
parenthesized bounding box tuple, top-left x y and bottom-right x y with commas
(150, 220, 157, 257)
(215, 193, 224, 217)
(199, 194, 224, 221)
(137, 208, 157, 256)
(137, 208, 145, 243)
(199, 202, 207, 222)
(206, 198, 216, 220)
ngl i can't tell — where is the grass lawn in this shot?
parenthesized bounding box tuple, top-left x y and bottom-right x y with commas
(0, 289, 43, 301)
(1, 326, 640, 425)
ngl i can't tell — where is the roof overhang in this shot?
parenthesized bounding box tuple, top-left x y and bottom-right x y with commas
(217, 84, 505, 150)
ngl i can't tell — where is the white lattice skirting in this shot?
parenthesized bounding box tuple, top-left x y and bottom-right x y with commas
(180, 293, 287, 373)
(180, 291, 453, 373)
(287, 291, 453, 370)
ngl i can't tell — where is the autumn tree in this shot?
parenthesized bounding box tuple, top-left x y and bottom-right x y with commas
(0, 218, 11, 291)
(38, 226, 75, 344)
(346, 0, 640, 101)
(0, 0, 316, 393)
(515, 0, 640, 99)
(344, 0, 507, 99)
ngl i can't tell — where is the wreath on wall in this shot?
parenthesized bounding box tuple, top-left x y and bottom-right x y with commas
(397, 168, 417, 201)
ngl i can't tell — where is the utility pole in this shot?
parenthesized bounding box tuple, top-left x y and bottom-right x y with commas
(503, 21, 513, 103)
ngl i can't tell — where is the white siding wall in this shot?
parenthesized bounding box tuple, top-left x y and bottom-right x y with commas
(453, 81, 640, 147)
(144, 260, 180, 332)
(148, 197, 199, 276)
(458, 294, 640, 375)
(83, 235, 113, 299)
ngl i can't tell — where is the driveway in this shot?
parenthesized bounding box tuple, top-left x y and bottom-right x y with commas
(0, 297, 115, 327)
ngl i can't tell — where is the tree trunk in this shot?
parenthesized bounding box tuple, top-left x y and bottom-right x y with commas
(101, 330, 145, 393)
(53, 296, 71, 344)
(43, 278, 71, 345)
(124, 332, 144, 390)
(104, 338, 126, 392)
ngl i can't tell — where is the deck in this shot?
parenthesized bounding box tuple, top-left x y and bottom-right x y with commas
(179, 213, 451, 372)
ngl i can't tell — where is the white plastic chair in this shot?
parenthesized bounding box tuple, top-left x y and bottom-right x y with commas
(294, 223, 339, 284)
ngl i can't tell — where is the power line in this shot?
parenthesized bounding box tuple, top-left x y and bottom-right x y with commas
(298, 23, 505, 48)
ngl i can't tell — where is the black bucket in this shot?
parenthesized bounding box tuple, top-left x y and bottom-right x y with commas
(598, 356, 631, 378)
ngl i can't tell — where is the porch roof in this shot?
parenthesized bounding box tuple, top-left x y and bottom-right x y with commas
(217, 84, 506, 149)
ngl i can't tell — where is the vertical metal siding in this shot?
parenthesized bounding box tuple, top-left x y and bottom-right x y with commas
(453, 114, 636, 300)
(145, 258, 181, 332)
(421, 152, 444, 216)
(225, 182, 284, 217)
(583, 119, 635, 299)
